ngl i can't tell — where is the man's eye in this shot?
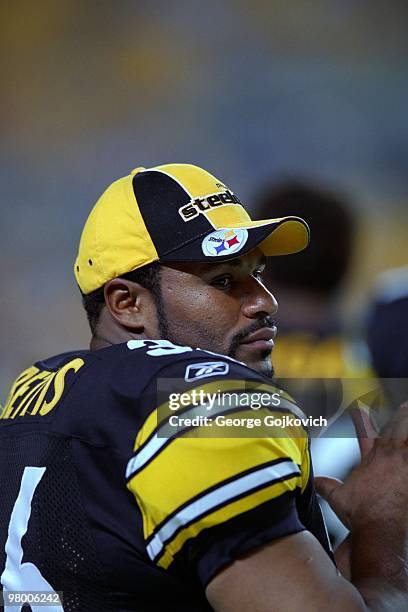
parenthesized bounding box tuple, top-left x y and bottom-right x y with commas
(211, 276, 232, 289)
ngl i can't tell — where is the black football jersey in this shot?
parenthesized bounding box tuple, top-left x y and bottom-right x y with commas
(0, 340, 333, 611)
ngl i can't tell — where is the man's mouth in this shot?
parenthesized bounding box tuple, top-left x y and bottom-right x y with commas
(240, 326, 277, 352)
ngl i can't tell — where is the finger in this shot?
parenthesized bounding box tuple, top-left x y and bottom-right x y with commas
(314, 475, 343, 500)
(351, 403, 378, 457)
(381, 402, 408, 440)
(314, 476, 350, 527)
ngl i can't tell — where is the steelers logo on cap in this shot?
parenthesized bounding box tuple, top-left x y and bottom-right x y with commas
(201, 228, 249, 257)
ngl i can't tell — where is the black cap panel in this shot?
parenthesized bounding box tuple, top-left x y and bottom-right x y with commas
(132, 171, 212, 256)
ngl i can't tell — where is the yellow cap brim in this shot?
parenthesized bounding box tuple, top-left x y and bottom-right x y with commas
(225, 216, 310, 256)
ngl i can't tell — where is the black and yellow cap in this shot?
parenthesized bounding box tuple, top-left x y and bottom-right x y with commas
(74, 163, 310, 294)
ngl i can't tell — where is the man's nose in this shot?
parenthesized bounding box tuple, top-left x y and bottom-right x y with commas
(241, 276, 278, 319)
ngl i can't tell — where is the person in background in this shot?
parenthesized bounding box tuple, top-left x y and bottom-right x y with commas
(366, 266, 408, 409)
(254, 180, 366, 378)
(254, 180, 370, 544)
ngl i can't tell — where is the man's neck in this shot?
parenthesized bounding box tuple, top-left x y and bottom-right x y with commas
(90, 335, 114, 351)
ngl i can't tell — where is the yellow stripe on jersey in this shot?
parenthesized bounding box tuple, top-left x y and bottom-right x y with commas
(127, 432, 308, 567)
(156, 468, 300, 569)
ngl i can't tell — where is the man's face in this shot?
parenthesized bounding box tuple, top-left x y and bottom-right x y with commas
(156, 249, 278, 377)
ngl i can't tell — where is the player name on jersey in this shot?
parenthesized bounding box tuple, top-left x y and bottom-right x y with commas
(1, 358, 84, 419)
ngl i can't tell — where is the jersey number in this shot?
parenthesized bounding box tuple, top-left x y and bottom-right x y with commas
(127, 339, 193, 356)
(1, 467, 63, 611)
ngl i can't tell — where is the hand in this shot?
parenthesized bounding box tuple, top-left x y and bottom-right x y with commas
(315, 403, 408, 530)
(315, 407, 379, 578)
(316, 403, 408, 591)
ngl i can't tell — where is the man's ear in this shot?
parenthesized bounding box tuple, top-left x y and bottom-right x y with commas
(103, 278, 153, 332)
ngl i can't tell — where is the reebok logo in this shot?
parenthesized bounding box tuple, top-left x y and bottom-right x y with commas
(184, 361, 230, 382)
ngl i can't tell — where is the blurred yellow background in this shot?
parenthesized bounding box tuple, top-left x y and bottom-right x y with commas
(1, 1, 407, 398)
